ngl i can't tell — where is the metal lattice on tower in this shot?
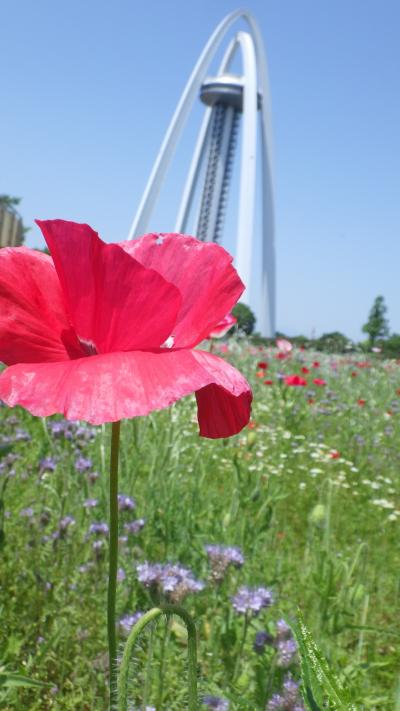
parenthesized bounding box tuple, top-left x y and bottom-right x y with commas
(128, 10, 275, 336)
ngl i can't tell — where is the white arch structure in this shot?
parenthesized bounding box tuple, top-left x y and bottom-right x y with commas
(128, 9, 275, 336)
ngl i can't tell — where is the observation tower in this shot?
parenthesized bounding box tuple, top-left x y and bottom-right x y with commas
(128, 10, 275, 336)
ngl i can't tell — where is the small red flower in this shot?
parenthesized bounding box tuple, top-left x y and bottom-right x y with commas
(257, 361, 268, 370)
(357, 399, 366, 406)
(264, 379, 273, 386)
(307, 398, 315, 405)
(284, 375, 307, 386)
(0, 220, 252, 438)
(256, 370, 265, 378)
(351, 371, 358, 378)
(275, 352, 288, 360)
(329, 450, 340, 459)
(312, 361, 320, 368)
(301, 367, 309, 374)
(313, 378, 326, 386)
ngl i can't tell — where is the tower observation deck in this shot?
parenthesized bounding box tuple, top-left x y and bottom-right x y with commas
(196, 74, 262, 245)
(128, 11, 275, 336)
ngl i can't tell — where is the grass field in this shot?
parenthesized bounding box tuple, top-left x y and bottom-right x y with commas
(1, 339, 399, 710)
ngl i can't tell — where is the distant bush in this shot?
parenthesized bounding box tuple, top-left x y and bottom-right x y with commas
(315, 331, 353, 353)
(381, 333, 400, 358)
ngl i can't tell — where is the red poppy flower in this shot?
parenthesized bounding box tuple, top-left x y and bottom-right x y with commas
(301, 366, 309, 374)
(329, 450, 340, 459)
(283, 375, 307, 386)
(264, 379, 273, 386)
(257, 361, 268, 370)
(313, 378, 326, 386)
(0, 220, 252, 438)
(312, 361, 320, 368)
(351, 371, 357, 378)
(307, 398, 315, 404)
(275, 352, 287, 360)
(357, 399, 366, 406)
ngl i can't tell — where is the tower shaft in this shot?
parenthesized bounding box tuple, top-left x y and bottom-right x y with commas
(196, 104, 239, 243)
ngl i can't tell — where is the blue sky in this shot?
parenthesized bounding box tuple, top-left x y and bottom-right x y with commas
(2, 0, 399, 340)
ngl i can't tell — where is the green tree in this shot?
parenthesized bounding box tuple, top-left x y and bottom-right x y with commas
(316, 331, 352, 353)
(362, 295, 389, 345)
(0, 195, 21, 209)
(0, 195, 29, 244)
(231, 303, 256, 335)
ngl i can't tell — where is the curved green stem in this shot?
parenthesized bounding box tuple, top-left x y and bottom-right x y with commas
(233, 613, 250, 681)
(117, 604, 198, 711)
(108, 420, 121, 709)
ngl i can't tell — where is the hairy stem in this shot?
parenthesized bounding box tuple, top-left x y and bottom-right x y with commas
(118, 604, 198, 711)
(108, 420, 121, 709)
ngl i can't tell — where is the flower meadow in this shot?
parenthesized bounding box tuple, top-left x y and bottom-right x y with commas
(1, 339, 400, 709)
(0, 223, 399, 710)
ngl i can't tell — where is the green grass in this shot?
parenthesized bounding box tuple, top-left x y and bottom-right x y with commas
(0, 340, 399, 709)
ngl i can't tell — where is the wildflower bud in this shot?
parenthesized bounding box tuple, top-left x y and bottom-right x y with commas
(309, 503, 326, 527)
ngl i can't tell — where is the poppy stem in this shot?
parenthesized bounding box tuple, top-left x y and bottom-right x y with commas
(108, 420, 121, 709)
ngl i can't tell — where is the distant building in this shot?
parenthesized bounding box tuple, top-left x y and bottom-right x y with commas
(0, 204, 24, 247)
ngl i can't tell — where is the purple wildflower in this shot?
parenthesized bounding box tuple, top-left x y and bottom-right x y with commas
(19, 506, 34, 518)
(118, 494, 136, 511)
(137, 562, 204, 603)
(75, 456, 93, 473)
(253, 630, 274, 654)
(267, 694, 285, 710)
(124, 518, 146, 534)
(276, 638, 298, 668)
(117, 567, 126, 582)
(205, 544, 244, 582)
(202, 696, 229, 710)
(52, 515, 75, 540)
(48, 420, 69, 437)
(83, 498, 99, 509)
(282, 677, 301, 705)
(231, 586, 274, 616)
(266, 675, 305, 711)
(59, 515, 75, 530)
(89, 522, 109, 536)
(118, 611, 143, 635)
(276, 619, 292, 640)
(79, 563, 92, 574)
(40, 456, 57, 472)
(14, 428, 31, 441)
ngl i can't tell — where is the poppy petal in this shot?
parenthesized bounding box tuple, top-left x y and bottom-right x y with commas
(36, 220, 182, 353)
(0, 349, 251, 436)
(120, 233, 244, 348)
(0, 247, 82, 364)
(191, 350, 253, 438)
